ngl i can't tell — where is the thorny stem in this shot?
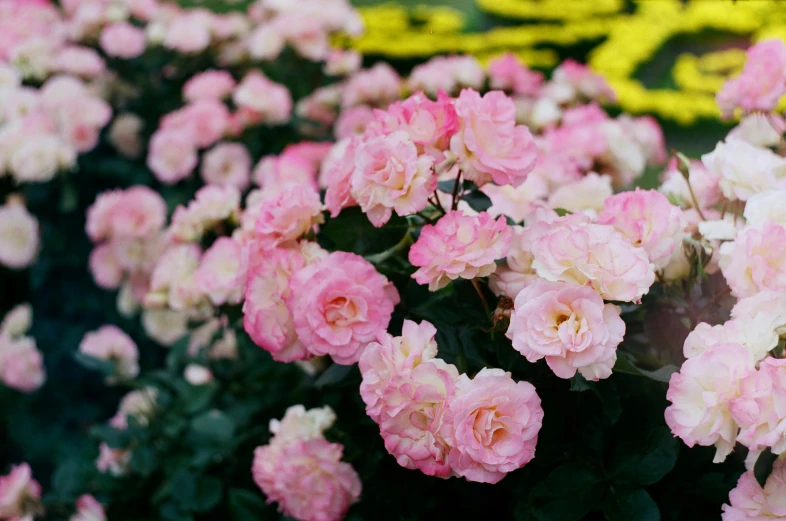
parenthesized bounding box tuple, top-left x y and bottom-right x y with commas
(685, 177, 707, 221)
(472, 279, 492, 320)
(431, 191, 446, 216)
(451, 170, 462, 211)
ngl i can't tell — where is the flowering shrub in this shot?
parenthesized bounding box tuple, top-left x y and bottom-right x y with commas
(3, 1, 786, 520)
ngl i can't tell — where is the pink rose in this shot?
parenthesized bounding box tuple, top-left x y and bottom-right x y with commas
(702, 139, 786, 202)
(549, 59, 616, 103)
(183, 70, 236, 102)
(450, 89, 539, 187)
(147, 244, 204, 311)
(70, 494, 106, 521)
(730, 357, 786, 454)
(547, 172, 613, 215)
(163, 12, 212, 54)
(407, 56, 485, 97)
(665, 343, 754, 462)
(528, 214, 655, 302)
(233, 72, 292, 125)
(351, 131, 436, 227)
(0, 200, 39, 269)
(53, 46, 106, 78)
(86, 186, 167, 242)
(717, 39, 786, 118)
(322, 138, 358, 217)
(0, 337, 45, 392)
(441, 368, 543, 484)
(410, 210, 512, 291)
(273, 14, 330, 61)
(380, 359, 459, 477)
(732, 290, 786, 338)
(659, 158, 722, 209)
(96, 443, 130, 476)
(598, 188, 684, 269)
(79, 325, 139, 382)
(722, 457, 786, 520)
(200, 142, 251, 190)
(194, 237, 247, 306)
(246, 24, 285, 60)
(481, 175, 548, 223)
(359, 319, 439, 422)
(254, 184, 324, 248)
(147, 130, 198, 184)
(0, 463, 42, 520)
(342, 63, 401, 108)
(253, 438, 361, 521)
(99, 22, 146, 59)
(324, 49, 362, 76)
(108, 113, 144, 159)
(719, 221, 786, 298)
(287, 252, 400, 365)
(168, 185, 241, 243)
(487, 53, 544, 96)
(381, 91, 459, 156)
(160, 100, 230, 149)
(683, 320, 776, 364)
(506, 280, 625, 381)
(334, 105, 375, 139)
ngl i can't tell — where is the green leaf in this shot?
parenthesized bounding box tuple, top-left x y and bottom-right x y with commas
(613, 354, 678, 383)
(181, 383, 218, 415)
(190, 410, 236, 445)
(160, 501, 194, 521)
(754, 448, 777, 488)
(228, 488, 270, 521)
(314, 363, 353, 388)
(608, 427, 678, 486)
(131, 445, 158, 476)
(603, 487, 660, 521)
(170, 469, 196, 508)
(192, 475, 223, 512)
(531, 463, 607, 521)
(570, 373, 592, 392)
(73, 352, 115, 376)
(553, 208, 573, 216)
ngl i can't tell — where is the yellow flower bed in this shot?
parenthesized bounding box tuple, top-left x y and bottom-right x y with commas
(344, 0, 786, 124)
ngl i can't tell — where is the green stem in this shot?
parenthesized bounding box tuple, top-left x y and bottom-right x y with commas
(365, 232, 414, 264)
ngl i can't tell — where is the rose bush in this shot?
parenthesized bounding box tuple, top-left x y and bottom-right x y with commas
(2, 1, 785, 521)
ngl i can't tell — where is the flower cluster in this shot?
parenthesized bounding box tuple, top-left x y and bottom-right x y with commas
(79, 325, 139, 384)
(0, 197, 39, 270)
(359, 320, 543, 483)
(0, 463, 43, 521)
(252, 405, 361, 521)
(0, 303, 45, 393)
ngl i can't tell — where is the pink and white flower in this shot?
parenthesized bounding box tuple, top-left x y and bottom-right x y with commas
(79, 325, 139, 382)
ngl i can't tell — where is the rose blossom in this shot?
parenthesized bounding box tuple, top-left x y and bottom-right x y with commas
(99, 22, 146, 59)
(0, 463, 42, 521)
(480, 174, 548, 223)
(79, 325, 139, 382)
(200, 142, 251, 190)
(732, 290, 786, 338)
(184, 364, 213, 386)
(7, 134, 64, 182)
(342, 63, 401, 108)
(287, 252, 399, 365)
(147, 244, 203, 311)
(598, 188, 684, 269)
(450, 89, 539, 187)
(0, 304, 32, 339)
(269, 405, 336, 445)
(549, 59, 616, 103)
(744, 189, 786, 227)
(246, 24, 285, 60)
(86, 186, 167, 242)
(730, 357, 786, 455)
(194, 237, 247, 306)
(322, 138, 357, 217)
(380, 91, 459, 156)
(183, 70, 236, 102)
(96, 443, 130, 476)
(407, 56, 485, 97)
(547, 172, 613, 215)
(380, 359, 459, 477)
(359, 319, 439, 422)
(110, 387, 158, 429)
(722, 456, 786, 520)
(440, 368, 543, 484)
(163, 12, 212, 53)
(488, 224, 540, 299)
(141, 309, 189, 347)
(665, 342, 754, 462)
(254, 184, 324, 248)
(0, 200, 39, 269)
(160, 100, 230, 149)
(351, 131, 436, 227)
(507, 280, 625, 381)
(716, 39, 786, 118)
(719, 221, 786, 298)
(108, 113, 143, 159)
(70, 495, 106, 521)
(684, 320, 778, 365)
(528, 214, 655, 302)
(659, 158, 722, 210)
(487, 53, 544, 95)
(702, 139, 786, 202)
(168, 185, 240, 243)
(233, 72, 292, 125)
(147, 130, 198, 184)
(0, 337, 45, 392)
(409, 210, 511, 291)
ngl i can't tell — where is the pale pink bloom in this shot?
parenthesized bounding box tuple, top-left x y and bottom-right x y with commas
(194, 237, 247, 305)
(273, 14, 330, 61)
(407, 56, 485, 97)
(108, 113, 143, 159)
(168, 185, 241, 243)
(252, 438, 361, 521)
(441, 368, 543, 484)
(0, 200, 39, 269)
(70, 494, 106, 521)
(728, 113, 785, 148)
(183, 70, 236, 102)
(598, 188, 684, 269)
(702, 139, 786, 202)
(86, 187, 167, 242)
(351, 131, 436, 227)
(409, 210, 512, 291)
(0, 337, 45, 392)
(200, 142, 251, 190)
(380, 359, 459, 477)
(233, 72, 292, 125)
(659, 158, 722, 209)
(619, 115, 667, 165)
(163, 12, 212, 53)
(548, 172, 613, 215)
(288, 251, 400, 364)
(100, 22, 146, 59)
(8, 134, 64, 183)
(0, 463, 42, 521)
(147, 130, 198, 184)
(141, 309, 189, 347)
(127, 0, 159, 20)
(722, 456, 786, 520)
(110, 387, 158, 429)
(450, 89, 539, 187)
(549, 59, 616, 103)
(359, 319, 439, 422)
(665, 342, 754, 462)
(487, 53, 544, 96)
(0, 304, 32, 339)
(730, 358, 786, 455)
(378, 91, 459, 156)
(269, 405, 336, 444)
(489, 224, 544, 297)
(599, 119, 648, 188)
(79, 325, 139, 382)
(507, 280, 625, 381)
(253, 149, 319, 193)
(732, 290, 786, 338)
(253, 184, 323, 248)
(334, 105, 375, 139)
(528, 215, 655, 302)
(342, 63, 401, 108)
(481, 174, 549, 223)
(719, 221, 786, 298)
(325, 49, 361, 76)
(160, 99, 230, 149)
(322, 138, 358, 217)
(717, 39, 786, 118)
(744, 189, 786, 227)
(684, 320, 777, 364)
(53, 46, 106, 78)
(147, 244, 203, 311)
(96, 443, 130, 476)
(246, 24, 285, 60)
(184, 364, 213, 385)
